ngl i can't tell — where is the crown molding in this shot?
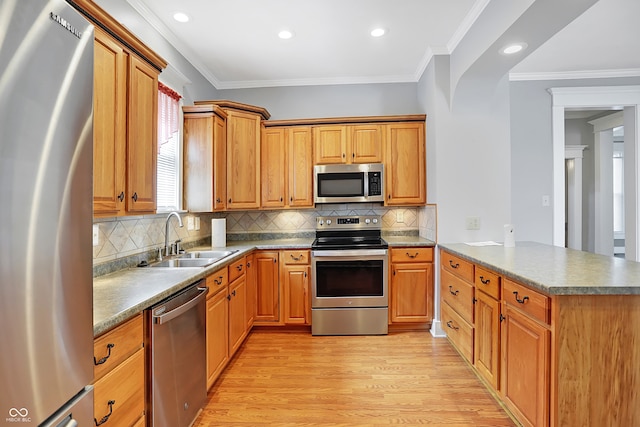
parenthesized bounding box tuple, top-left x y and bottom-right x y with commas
(510, 68, 640, 82)
(447, 0, 491, 53)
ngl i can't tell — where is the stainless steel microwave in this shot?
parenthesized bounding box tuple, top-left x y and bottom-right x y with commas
(314, 163, 384, 203)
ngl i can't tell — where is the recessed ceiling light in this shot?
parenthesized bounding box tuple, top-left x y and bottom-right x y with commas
(370, 28, 386, 37)
(173, 12, 189, 23)
(500, 42, 528, 55)
(278, 30, 294, 39)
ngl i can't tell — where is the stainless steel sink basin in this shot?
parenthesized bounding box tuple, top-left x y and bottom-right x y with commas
(183, 250, 238, 260)
(151, 258, 217, 268)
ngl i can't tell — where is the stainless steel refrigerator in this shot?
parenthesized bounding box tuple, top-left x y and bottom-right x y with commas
(0, 1, 94, 425)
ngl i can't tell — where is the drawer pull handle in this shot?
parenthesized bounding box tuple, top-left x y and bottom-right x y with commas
(406, 252, 419, 259)
(446, 321, 459, 331)
(479, 276, 490, 285)
(290, 254, 303, 261)
(513, 291, 529, 304)
(236, 264, 243, 271)
(93, 343, 115, 366)
(449, 260, 459, 269)
(448, 285, 459, 296)
(94, 400, 116, 426)
(214, 276, 223, 285)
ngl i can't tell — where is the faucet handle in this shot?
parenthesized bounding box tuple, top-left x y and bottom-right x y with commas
(174, 239, 183, 254)
(157, 247, 163, 261)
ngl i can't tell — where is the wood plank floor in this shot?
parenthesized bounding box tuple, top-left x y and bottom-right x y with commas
(193, 330, 516, 426)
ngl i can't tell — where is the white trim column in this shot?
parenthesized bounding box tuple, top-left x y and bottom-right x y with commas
(565, 145, 587, 250)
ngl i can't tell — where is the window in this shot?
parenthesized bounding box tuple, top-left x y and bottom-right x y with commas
(157, 82, 182, 211)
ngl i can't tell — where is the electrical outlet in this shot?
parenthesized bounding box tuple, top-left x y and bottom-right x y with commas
(466, 216, 481, 230)
(194, 216, 200, 230)
(396, 210, 404, 223)
(187, 216, 195, 230)
(92, 224, 99, 246)
(542, 195, 550, 207)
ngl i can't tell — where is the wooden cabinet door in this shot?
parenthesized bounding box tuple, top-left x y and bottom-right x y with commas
(213, 114, 227, 211)
(283, 265, 310, 324)
(501, 303, 550, 427)
(228, 276, 247, 357)
(287, 126, 314, 207)
(93, 29, 126, 216)
(183, 114, 214, 212)
(390, 262, 433, 322)
(226, 110, 261, 209)
(385, 122, 426, 205)
(245, 253, 256, 329)
(474, 290, 501, 390)
(350, 124, 383, 163)
(126, 54, 158, 213)
(313, 125, 347, 164)
(206, 289, 228, 389)
(261, 127, 286, 208)
(254, 251, 280, 323)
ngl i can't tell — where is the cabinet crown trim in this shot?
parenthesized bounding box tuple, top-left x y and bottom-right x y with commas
(264, 114, 426, 127)
(194, 100, 271, 120)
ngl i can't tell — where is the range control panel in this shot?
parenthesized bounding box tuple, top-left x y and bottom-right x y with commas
(316, 215, 381, 230)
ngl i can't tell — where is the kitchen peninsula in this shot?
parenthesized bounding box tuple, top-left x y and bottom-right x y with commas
(439, 242, 640, 427)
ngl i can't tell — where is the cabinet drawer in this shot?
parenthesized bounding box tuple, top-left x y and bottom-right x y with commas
(440, 250, 474, 282)
(503, 278, 550, 325)
(282, 250, 310, 265)
(206, 267, 229, 296)
(441, 269, 474, 324)
(93, 348, 145, 427)
(475, 267, 501, 300)
(93, 315, 143, 381)
(441, 301, 474, 363)
(390, 247, 433, 263)
(229, 256, 246, 283)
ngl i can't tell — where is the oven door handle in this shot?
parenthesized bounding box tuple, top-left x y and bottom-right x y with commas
(312, 249, 388, 257)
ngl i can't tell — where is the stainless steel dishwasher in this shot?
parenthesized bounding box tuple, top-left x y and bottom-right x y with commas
(148, 280, 208, 427)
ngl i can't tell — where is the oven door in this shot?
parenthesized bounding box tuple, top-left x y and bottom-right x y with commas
(311, 249, 388, 308)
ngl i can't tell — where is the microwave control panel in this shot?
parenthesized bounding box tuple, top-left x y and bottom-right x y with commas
(368, 172, 382, 196)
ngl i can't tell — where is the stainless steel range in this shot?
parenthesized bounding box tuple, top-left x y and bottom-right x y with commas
(311, 215, 389, 335)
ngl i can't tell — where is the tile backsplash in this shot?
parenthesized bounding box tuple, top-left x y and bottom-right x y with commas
(93, 204, 437, 269)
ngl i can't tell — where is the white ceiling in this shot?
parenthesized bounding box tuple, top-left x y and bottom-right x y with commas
(124, 0, 640, 89)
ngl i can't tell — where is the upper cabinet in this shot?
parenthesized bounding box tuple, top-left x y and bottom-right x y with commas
(384, 122, 426, 206)
(78, 1, 167, 217)
(261, 126, 314, 209)
(313, 124, 383, 164)
(195, 101, 270, 210)
(183, 104, 228, 212)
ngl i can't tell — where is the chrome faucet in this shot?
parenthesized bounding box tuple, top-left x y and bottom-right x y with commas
(164, 211, 184, 256)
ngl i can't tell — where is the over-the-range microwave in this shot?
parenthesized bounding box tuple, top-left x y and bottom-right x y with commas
(314, 163, 384, 204)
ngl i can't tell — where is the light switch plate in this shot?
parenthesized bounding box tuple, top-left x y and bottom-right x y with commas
(466, 216, 481, 230)
(187, 216, 195, 230)
(396, 210, 404, 223)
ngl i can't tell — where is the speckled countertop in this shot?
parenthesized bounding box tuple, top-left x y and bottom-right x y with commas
(93, 236, 431, 336)
(439, 241, 640, 296)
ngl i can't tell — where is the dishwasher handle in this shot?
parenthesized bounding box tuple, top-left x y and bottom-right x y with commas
(153, 286, 209, 325)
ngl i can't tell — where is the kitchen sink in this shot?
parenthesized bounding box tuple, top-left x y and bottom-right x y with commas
(150, 249, 238, 268)
(151, 258, 218, 268)
(183, 249, 238, 260)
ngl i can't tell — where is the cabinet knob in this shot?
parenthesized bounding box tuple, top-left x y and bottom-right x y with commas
(117, 191, 125, 202)
(216, 198, 221, 203)
(342, 153, 346, 158)
(280, 197, 283, 202)
(228, 198, 232, 203)
(132, 192, 138, 202)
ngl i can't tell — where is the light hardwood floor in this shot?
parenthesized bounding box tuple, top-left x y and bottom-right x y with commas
(193, 330, 516, 426)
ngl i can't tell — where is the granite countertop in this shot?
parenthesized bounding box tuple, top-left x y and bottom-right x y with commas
(439, 241, 640, 296)
(93, 236, 434, 336)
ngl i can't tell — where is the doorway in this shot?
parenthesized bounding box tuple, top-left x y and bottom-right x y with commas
(550, 86, 640, 261)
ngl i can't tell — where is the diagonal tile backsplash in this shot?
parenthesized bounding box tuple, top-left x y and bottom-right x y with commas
(93, 204, 437, 270)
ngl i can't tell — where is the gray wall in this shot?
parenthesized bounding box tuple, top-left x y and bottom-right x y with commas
(509, 76, 640, 244)
(216, 83, 421, 120)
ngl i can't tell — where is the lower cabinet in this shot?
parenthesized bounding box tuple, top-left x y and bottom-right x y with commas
(228, 257, 248, 357)
(206, 268, 229, 390)
(246, 252, 256, 328)
(473, 267, 501, 390)
(92, 315, 145, 427)
(389, 247, 434, 324)
(254, 251, 280, 324)
(281, 250, 311, 325)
